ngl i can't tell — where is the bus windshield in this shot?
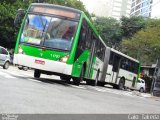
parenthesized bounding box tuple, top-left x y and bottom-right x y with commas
(20, 14, 78, 51)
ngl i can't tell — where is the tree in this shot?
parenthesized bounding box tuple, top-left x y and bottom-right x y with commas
(120, 16, 146, 38)
(94, 17, 123, 48)
(121, 19, 160, 65)
(0, 1, 16, 48)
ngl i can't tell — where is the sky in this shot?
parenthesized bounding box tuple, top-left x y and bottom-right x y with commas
(80, 0, 160, 18)
(151, 0, 160, 18)
(80, 0, 98, 13)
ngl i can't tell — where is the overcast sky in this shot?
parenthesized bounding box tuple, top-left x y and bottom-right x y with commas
(80, 0, 160, 18)
(80, 0, 98, 13)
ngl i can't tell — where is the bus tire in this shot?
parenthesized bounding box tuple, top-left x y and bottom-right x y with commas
(60, 75, 71, 82)
(118, 78, 125, 90)
(3, 61, 10, 69)
(34, 70, 41, 78)
(73, 66, 84, 86)
(113, 84, 118, 89)
(86, 80, 90, 85)
(18, 66, 23, 70)
(86, 80, 93, 85)
(97, 81, 105, 87)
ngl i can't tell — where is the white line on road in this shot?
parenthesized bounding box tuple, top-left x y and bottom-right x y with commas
(71, 85, 146, 98)
(69, 84, 87, 89)
(0, 71, 16, 79)
(27, 78, 43, 83)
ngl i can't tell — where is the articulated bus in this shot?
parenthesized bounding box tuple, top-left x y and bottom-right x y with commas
(14, 3, 140, 89)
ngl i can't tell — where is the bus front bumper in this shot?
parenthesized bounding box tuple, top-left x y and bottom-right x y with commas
(13, 54, 72, 75)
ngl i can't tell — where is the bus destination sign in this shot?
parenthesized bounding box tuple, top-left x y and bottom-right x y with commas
(30, 6, 80, 19)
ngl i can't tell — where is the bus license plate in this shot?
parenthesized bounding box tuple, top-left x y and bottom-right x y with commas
(35, 59, 45, 65)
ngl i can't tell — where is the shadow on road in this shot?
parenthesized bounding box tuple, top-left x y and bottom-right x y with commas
(33, 77, 72, 87)
(33, 77, 87, 87)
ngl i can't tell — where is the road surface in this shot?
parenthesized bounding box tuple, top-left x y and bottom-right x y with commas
(0, 66, 159, 113)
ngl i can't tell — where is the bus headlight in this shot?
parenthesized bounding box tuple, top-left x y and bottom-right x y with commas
(60, 56, 69, 63)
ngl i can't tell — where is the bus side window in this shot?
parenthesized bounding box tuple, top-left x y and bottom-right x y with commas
(95, 40, 105, 61)
(86, 29, 91, 49)
(127, 60, 131, 71)
(74, 20, 87, 61)
(134, 63, 139, 74)
(128, 60, 132, 72)
(100, 44, 106, 61)
(120, 59, 126, 69)
(96, 40, 100, 59)
(109, 52, 113, 65)
(131, 61, 135, 73)
(78, 25, 87, 50)
(112, 54, 121, 72)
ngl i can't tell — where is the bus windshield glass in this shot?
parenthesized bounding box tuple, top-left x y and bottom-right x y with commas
(20, 14, 78, 51)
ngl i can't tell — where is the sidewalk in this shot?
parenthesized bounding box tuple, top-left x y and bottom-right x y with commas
(132, 91, 160, 100)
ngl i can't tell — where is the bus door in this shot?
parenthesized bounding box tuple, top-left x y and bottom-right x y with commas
(111, 54, 121, 83)
(87, 40, 96, 78)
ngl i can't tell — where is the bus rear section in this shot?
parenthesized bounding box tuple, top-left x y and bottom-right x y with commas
(103, 49, 140, 90)
(14, 3, 81, 80)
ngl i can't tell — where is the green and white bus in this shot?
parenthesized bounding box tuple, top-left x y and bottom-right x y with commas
(14, 3, 140, 88)
(103, 48, 140, 89)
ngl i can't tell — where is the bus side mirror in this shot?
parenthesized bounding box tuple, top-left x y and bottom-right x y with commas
(14, 9, 25, 28)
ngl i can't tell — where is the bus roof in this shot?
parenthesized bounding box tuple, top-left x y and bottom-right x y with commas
(111, 48, 139, 63)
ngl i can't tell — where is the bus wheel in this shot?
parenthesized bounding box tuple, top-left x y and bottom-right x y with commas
(73, 66, 84, 86)
(97, 81, 105, 87)
(118, 78, 125, 90)
(60, 76, 71, 82)
(3, 61, 10, 69)
(34, 70, 41, 78)
(86, 80, 91, 85)
(113, 85, 118, 89)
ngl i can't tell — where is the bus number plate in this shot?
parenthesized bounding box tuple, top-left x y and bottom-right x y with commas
(35, 59, 45, 65)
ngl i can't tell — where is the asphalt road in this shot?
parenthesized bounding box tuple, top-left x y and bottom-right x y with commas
(0, 66, 160, 113)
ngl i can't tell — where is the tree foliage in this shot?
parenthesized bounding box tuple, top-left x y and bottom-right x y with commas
(0, 1, 16, 48)
(94, 17, 123, 48)
(120, 16, 146, 38)
(94, 16, 146, 49)
(121, 19, 160, 65)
